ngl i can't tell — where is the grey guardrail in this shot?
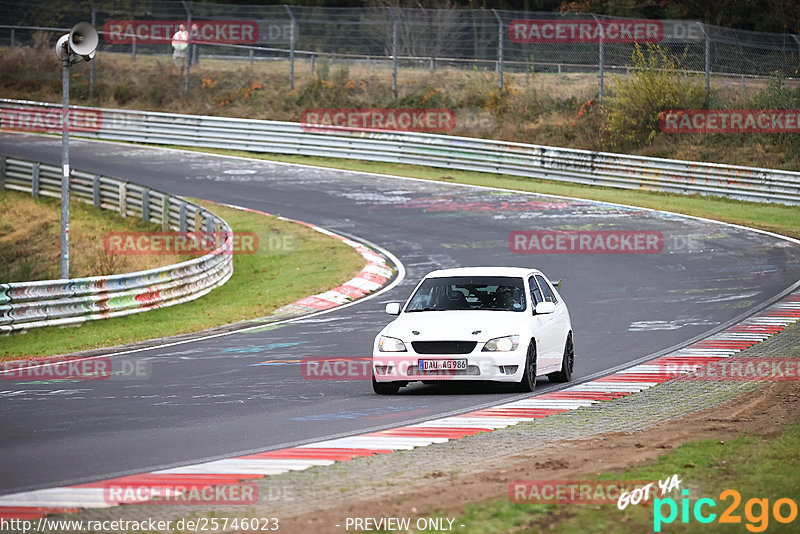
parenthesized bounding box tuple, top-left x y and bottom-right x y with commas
(0, 156, 233, 333)
(2, 99, 799, 205)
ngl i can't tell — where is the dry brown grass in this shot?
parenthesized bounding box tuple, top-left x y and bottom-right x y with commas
(0, 191, 192, 282)
(2, 46, 799, 170)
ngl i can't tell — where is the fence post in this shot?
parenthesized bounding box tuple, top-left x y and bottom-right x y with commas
(285, 5, 296, 90)
(141, 188, 150, 221)
(592, 14, 604, 99)
(10, 28, 14, 48)
(0, 157, 5, 191)
(132, 34, 136, 61)
(32, 162, 40, 198)
(311, 53, 316, 73)
(387, 7, 398, 98)
(119, 182, 127, 218)
(492, 9, 504, 91)
(697, 22, 710, 107)
(182, 1, 192, 94)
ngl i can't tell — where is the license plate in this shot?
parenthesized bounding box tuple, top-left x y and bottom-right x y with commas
(418, 359, 467, 371)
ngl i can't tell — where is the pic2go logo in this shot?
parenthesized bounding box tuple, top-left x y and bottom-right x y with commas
(654, 489, 798, 532)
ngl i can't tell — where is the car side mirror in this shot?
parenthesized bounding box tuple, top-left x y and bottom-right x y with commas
(385, 302, 401, 315)
(535, 302, 556, 315)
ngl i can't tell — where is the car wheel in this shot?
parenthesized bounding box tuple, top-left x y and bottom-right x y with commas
(548, 333, 574, 383)
(515, 342, 537, 392)
(372, 377, 401, 395)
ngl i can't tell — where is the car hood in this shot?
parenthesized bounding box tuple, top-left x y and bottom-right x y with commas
(384, 310, 526, 342)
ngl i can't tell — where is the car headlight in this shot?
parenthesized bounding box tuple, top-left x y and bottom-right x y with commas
(378, 335, 407, 352)
(482, 335, 520, 352)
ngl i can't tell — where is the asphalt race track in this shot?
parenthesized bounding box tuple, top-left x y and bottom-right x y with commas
(2, 134, 799, 494)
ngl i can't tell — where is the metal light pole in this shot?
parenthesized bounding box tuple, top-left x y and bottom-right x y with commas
(55, 23, 98, 279)
(60, 56, 71, 279)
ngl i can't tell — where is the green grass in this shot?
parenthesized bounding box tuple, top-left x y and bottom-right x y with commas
(0, 199, 365, 360)
(431, 422, 800, 534)
(183, 148, 800, 241)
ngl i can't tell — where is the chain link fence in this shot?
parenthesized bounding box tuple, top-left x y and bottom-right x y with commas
(1, 1, 799, 100)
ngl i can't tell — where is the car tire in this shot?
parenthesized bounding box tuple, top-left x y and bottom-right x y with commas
(514, 342, 537, 392)
(548, 333, 574, 383)
(372, 377, 401, 395)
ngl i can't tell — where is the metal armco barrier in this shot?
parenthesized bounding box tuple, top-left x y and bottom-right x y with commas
(2, 99, 798, 206)
(0, 155, 233, 333)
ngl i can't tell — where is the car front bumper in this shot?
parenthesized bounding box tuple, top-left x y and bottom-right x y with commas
(372, 349, 527, 383)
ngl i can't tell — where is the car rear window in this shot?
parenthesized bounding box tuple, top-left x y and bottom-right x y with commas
(406, 276, 526, 312)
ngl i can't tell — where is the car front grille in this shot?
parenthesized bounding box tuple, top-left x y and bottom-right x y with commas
(407, 365, 481, 376)
(411, 341, 477, 354)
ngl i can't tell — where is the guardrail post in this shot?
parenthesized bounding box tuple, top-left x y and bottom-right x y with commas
(10, 28, 15, 48)
(249, 49, 254, 65)
(132, 34, 136, 62)
(179, 203, 187, 233)
(205, 213, 213, 235)
(285, 5, 296, 90)
(32, 162, 40, 198)
(194, 209, 202, 233)
(141, 188, 150, 222)
(0, 157, 6, 191)
(492, 10, 503, 91)
(92, 175, 100, 208)
(119, 182, 127, 218)
(161, 195, 169, 230)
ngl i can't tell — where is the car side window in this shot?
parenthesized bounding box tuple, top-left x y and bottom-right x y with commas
(535, 275, 558, 303)
(528, 276, 543, 307)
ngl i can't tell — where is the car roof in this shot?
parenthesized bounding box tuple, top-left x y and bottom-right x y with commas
(424, 267, 541, 278)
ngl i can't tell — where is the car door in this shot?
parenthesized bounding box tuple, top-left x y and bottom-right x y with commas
(535, 274, 569, 370)
(528, 275, 561, 372)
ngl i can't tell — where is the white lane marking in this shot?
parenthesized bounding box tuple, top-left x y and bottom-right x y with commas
(0, 488, 112, 508)
(154, 458, 334, 475)
(502, 399, 599, 408)
(300, 437, 449, 449)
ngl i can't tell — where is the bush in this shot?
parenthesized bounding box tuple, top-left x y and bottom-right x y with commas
(752, 71, 800, 109)
(602, 44, 705, 149)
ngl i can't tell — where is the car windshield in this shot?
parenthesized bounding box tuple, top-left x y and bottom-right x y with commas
(405, 276, 526, 312)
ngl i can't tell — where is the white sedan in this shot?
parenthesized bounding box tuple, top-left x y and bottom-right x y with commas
(372, 267, 574, 394)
